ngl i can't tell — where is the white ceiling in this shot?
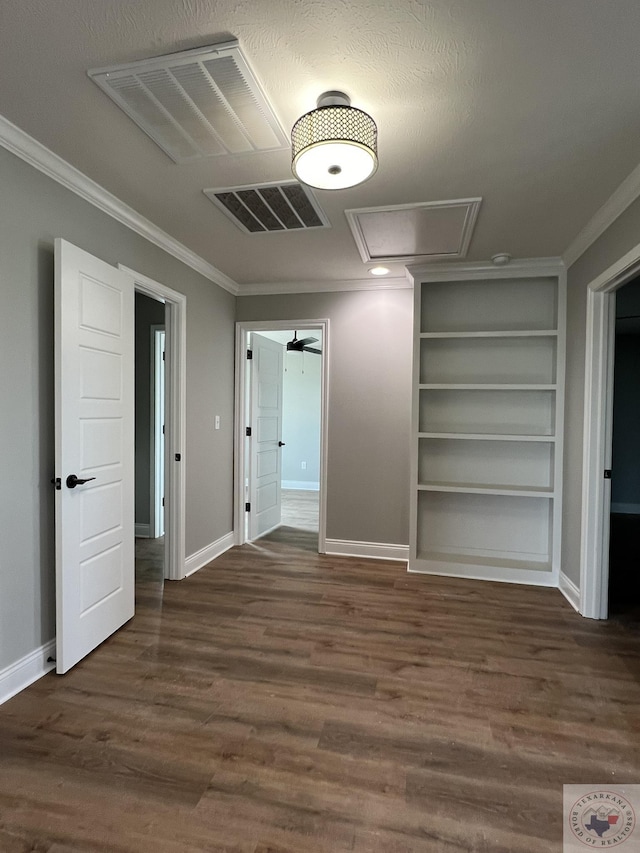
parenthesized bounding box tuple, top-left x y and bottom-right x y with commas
(2, 1, 640, 290)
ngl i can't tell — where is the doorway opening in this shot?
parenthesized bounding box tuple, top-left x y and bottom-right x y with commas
(607, 277, 640, 621)
(122, 264, 187, 583)
(234, 320, 329, 552)
(581, 250, 640, 619)
(134, 292, 166, 590)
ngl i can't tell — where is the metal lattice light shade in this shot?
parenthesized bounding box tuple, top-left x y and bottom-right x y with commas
(291, 92, 378, 190)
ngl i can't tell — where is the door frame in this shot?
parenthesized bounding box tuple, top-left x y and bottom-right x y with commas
(580, 245, 640, 618)
(151, 326, 166, 539)
(234, 319, 329, 552)
(120, 265, 186, 581)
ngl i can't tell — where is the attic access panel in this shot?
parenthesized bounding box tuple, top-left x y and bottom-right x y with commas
(88, 41, 289, 163)
(346, 199, 481, 263)
(204, 181, 330, 234)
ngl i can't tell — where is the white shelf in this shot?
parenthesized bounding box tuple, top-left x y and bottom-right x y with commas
(420, 330, 559, 339)
(417, 482, 554, 498)
(411, 268, 566, 583)
(418, 432, 556, 442)
(419, 383, 557, 391)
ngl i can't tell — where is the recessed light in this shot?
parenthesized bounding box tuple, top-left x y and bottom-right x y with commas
(369, 266, 390, 276)
(491, 253, 512, 266)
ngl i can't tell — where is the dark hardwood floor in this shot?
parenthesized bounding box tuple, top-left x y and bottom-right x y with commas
(1, 529, 639, 852)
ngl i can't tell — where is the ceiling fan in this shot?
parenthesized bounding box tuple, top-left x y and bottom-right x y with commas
(286, 331, 322, 355)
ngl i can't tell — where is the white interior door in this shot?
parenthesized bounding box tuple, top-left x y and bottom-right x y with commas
(249, 334, 284, 540)
(54, 239, 135, 674)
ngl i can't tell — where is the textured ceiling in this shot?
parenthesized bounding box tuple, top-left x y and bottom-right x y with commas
(2, 0, 640, 288)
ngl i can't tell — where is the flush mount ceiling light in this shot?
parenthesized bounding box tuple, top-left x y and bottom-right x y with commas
(291, 91, 378, 190)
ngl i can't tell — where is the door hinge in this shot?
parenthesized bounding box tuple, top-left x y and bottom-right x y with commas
(50, 477, 61, 490)
(604, 469, 612, 479)
(245, 502, 251, 512)
(162, 424, 165, 434)
(246, 426, 252, 437)
(162, 497, 165, 506)
(162, 350, 165, 361)
(175, 453, 181, 462)
(247, 349, 253, 360)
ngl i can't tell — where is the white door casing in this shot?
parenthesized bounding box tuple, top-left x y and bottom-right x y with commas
(248, 333, 284, 540)
(54, 239, 135, 673)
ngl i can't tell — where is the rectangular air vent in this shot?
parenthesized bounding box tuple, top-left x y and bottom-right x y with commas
(346, 199, 482, 263)
(88, 41, 289, 163)
(204, 181, 330, 234)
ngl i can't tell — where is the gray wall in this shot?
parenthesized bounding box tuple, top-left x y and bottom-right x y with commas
(282, 350, 321, 487)
(563, 195, 640, 585)
(237, 289, 413, 545)
(135, 293, 165, 527)
(0, 145, 235, 672)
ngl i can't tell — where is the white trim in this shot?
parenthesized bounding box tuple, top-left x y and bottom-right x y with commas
(185, 532, 235, 576)
(234, 320, 329, 553)
(559, 571, 581, 612)
(580, 247, 640, 620)
(324, 539, 409, 562)
(238, 276, 412, 296)
(121, 266, 187, 582)
(0, 113, 238, 295)
(407, 257, 565, 283)
(611, 502, 640, 514)
(282, 480, 320, 491)
(0, 640, 56, 706)
(135, 523, 151, 538)
(563, 161, 640, 268)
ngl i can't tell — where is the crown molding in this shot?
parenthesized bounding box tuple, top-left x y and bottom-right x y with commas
(237, 276, 412, 296)
(563, 161, 640, 269)
(0, 113, 239, 295)
(406, 257, 565, 282)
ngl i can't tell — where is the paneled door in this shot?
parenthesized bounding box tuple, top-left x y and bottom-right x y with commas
(54, 239, 135, 673)
(248, 333, 284, 540)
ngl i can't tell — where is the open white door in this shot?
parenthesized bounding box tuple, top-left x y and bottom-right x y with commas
(54, 239, 135, 673)
(248, 334, 284, 540)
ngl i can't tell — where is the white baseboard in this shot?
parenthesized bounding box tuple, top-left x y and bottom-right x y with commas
(0, 639, 56, 706)
(135, 523, 151, 538)
(610, 502, 640, 515)
(185, 531, 235, 577)
(559, 571, 580, 612)
(324, 538, 409, 562)
(282, 481, 320, 491)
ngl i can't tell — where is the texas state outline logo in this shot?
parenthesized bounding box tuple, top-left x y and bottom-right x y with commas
(564, 786, 639, 850)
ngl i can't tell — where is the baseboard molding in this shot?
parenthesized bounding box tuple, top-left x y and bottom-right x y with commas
(135, 523, 151, 538)
(559, 571, 580, 612)
(282, 481, 320, 491)
(610, 502, 640, 515)
(324, 538, 409, 562)
(185, 531, 235, 577)
(0, 639, 56, 706)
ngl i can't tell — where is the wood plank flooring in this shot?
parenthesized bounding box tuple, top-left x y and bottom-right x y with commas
(280, 489, 319, 533)
(1, 529, 639, 852)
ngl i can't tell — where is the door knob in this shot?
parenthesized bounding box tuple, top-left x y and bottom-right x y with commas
(278, 441, 286, 447)
(66, 474, 96, 489)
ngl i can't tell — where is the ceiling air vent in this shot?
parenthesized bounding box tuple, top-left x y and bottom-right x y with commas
(204, 181, 331, 234)
(88, 41, 289, 163)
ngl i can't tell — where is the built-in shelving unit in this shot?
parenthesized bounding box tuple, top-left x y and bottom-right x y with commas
(408, 260, 566, 586)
